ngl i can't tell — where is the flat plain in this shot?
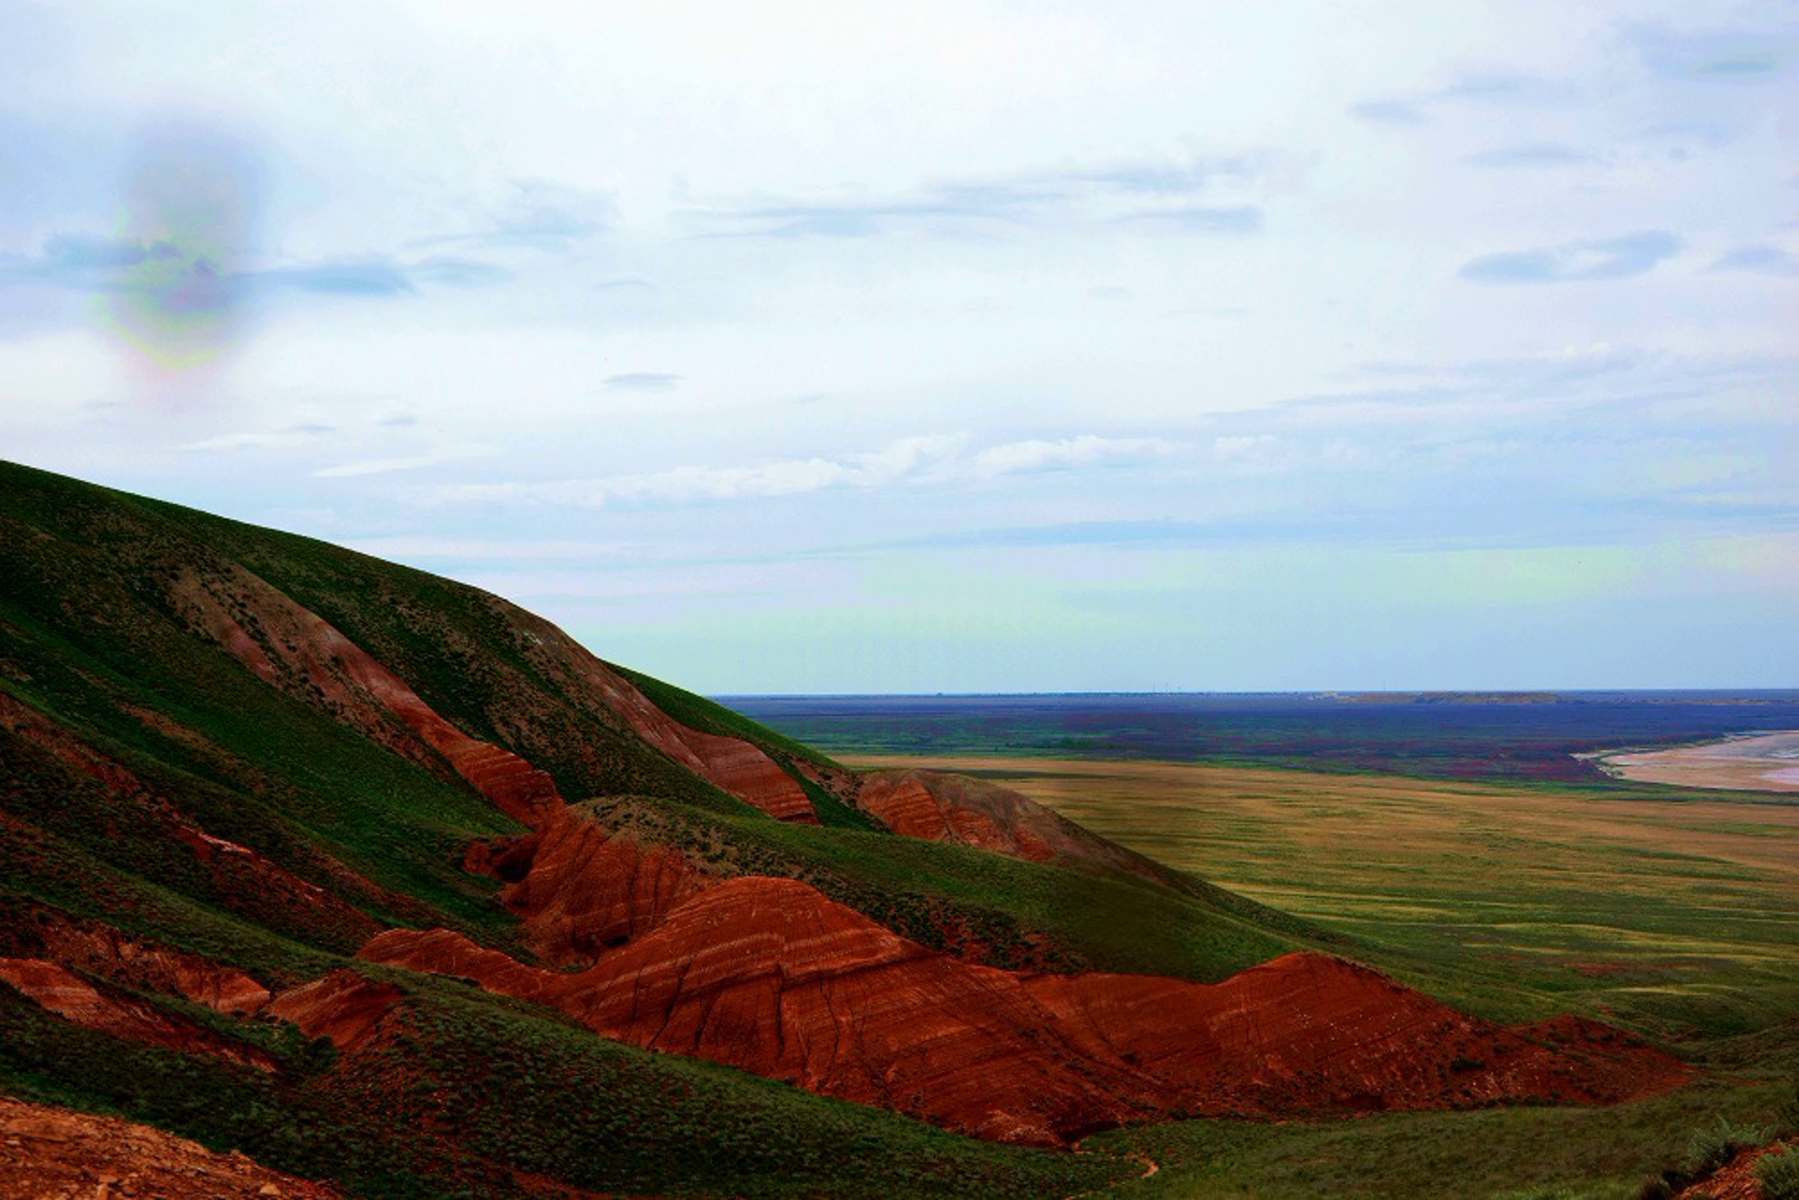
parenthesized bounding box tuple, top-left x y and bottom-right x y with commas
(850, 753, 1799, 1197)
(848, 754, 1799, 1034)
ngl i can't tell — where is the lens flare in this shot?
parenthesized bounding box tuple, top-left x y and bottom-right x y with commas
(105, 119, 261, 375)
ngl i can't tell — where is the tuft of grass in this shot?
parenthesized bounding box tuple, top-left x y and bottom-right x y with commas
(1758, 1146, 1799, 1200)
(1682, 1115, 1767, 1178)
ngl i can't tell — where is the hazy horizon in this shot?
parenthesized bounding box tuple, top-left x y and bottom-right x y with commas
(3, 2, 1794, 692)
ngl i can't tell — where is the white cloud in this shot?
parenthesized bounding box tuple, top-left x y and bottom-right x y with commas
(422, 434, 1179, 508)
(313, 447, 492, 478)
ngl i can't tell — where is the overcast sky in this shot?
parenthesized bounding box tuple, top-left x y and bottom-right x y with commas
(2, 1, 1795, 691)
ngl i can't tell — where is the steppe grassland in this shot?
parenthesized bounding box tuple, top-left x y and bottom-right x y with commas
(847, 755, 1799, 1034)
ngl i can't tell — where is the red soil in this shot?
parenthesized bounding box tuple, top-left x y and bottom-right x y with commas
(855, 769, 1201, 893)
(0, 692, 383, 947)
(1676, 1139, 1797, 1199)
(265, 969, 404, 1052)
(360, 875, 1686, 1147)
(505, 619, 817, 822)
(3, 905, 269, 1016)
(0, 958, 275, 1071)
(175, 563, 815, 824)
(856, 770, 1056, 859)
(174, 566, 562, 825)
(0, 1094, 341, 1199)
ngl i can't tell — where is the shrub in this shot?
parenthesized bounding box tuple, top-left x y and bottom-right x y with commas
(1682, 1116, 1767, 1178)
(1757, 1146, 1799, 1200)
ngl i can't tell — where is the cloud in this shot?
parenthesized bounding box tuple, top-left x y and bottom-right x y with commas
(1464, 144, 1595, 168)
(1118, 205, 1261, 234)
(244, 259, 414, 296)
(313, 447, 493, 478)
(1350, 71, 1561, 125)
(968, 435, 1174, 477)
(685, 154, 1270, 239)
(422, 433, 1177, 509)
(182, 425, 333, 452)
(1348, 99, 1427, 125)
(1459, 231, 1681, 284)
(1628, 25, 1792, 82)
(1709, 244, 1799, 277)
(344, 536, 634, 561)
(410, 256, 513, 287)
(0, 232, 509, 302)
(604, 372, 681, 391)
(416, 178, 616, 251)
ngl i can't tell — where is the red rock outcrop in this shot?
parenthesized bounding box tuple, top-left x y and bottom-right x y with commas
(0, 1095, 341, 1199)
(487, 816, 714, 963)
(173, 558, 825, 825)
(4, 906, 269, 1016)
(360, 875, 1686, 1147)
(0, 958, 275, 1071)
(173, 566, 562, 825)
(855, 771, 1056, 859)
(855, 769, 1207, 897)
(0, 691, 384, 947)
(265, 969, 404, 1052)
(497, 609, 819, 822)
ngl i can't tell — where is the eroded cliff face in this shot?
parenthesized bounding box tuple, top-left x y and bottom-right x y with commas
(171, 561, 816, 823)
(0, 1095, 342, 1200)
(854, 769, 1195, 890)
(480, 817, 715, 964)
(1, 904, 269, 1016)
(360, 875, 1687, 1147)
(0, 958, 275, 1071)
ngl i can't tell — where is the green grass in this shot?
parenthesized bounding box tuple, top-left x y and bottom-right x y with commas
(0, 974, 1133, 1199)
(586, 795, 1296, 979)
(1084, 1032, 1799, 1199)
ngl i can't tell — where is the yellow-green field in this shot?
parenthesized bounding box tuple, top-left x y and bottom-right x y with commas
(851, 754, 1799, 1198)
(848, 755, 1799, 1035)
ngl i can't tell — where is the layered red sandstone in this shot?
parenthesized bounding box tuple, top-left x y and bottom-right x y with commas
(361, 875, 1686, 1146)
(488, 817, 715, 962)
(264, 969, 404, 1052)
(0, 958, 274, 1071)
(5, 906, 270, 1016)
(854, 769, 1209, 895)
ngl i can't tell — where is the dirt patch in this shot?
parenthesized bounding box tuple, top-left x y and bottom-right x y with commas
(0, 1094, 340, 1199)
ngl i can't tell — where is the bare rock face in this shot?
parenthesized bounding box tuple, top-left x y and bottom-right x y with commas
(4, 906, 270, 1016)
(360, 875, 1687, 1147)
(855, 769, 1204, 895)
(0, 1095, 340, 1199)
(489, 815, 715, 964)
(0, 958, 275, 1071)
(173, 562, 817, 824)
(503, 609, 819, 822)
(172, 565, 563, 826)
(855, 770, 1057, 860)
(265, 969, 404, 1053)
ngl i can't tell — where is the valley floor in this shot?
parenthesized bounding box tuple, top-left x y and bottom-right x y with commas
(847, 755, 1799, 1036)
(850, 753, 1799, 1198)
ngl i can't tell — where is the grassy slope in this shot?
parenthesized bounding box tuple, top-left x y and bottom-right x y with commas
(0, 460, 1299, 1195)
(1088, 1029, 1799, 1200)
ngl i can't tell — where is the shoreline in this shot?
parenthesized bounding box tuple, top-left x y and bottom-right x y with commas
(1591, 729, 1799, 794)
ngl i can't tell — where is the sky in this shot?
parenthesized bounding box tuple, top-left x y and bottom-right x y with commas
(1, 1, 1795, 692)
